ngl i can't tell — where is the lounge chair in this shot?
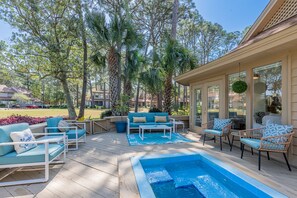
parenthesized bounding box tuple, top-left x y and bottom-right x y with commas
(202, 118, 232, 150)
(0, 123, 66, 186)
(239, 124, 294, 171)
(45, 117, 86, 150)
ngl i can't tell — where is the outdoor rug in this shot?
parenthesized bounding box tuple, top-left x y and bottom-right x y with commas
(127, 132, 193, 146)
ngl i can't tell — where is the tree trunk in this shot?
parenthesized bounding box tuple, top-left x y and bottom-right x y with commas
(164, 73, 173, 114)
(144, 88, 147, 107)
(157, 92, 162, 110)
(178, 83, 181, 108)
(76, 84, 79, 108)
(60, 77, 77, 119)
(77, 0, 88, 119)
(108, 47, 119, 116)
(103, 82, 106, 108)
(89, 75, 94, 107)
(171, 0, 179, 39)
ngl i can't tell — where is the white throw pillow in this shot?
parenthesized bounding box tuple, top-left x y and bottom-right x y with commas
(58, 120, 69, 132)
(10, 128, 37, 154)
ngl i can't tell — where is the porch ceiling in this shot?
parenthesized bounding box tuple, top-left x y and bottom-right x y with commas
(175, 24, 297, 86)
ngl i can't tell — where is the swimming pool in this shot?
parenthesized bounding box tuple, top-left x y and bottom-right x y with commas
(131, 153, 287, 198)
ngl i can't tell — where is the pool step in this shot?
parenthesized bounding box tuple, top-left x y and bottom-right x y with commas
(192, 175, 238, 198)
(145, 167, 173, 184)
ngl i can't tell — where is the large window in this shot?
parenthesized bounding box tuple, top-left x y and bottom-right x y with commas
(228, 72, 246, 129)
(253, 62, 282, 127)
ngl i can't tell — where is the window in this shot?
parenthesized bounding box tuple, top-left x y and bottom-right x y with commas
(253, 62, 282, 127)
(228, 72, 246, 129)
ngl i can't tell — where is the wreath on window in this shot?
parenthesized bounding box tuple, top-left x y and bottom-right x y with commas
(232, 80, 248, 94)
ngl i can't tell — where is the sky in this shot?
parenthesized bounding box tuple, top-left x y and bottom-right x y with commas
(0, 0, 270, 42)
(193, 0, 270, 32)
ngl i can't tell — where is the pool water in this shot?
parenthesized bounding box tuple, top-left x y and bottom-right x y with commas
(132, 153, 287, 198)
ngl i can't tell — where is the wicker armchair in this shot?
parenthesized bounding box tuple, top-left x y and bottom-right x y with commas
(239, 127, 294, 171)
(202, 119, 232, 151)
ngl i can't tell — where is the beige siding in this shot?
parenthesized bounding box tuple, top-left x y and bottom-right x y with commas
(291, 51, 297, 156)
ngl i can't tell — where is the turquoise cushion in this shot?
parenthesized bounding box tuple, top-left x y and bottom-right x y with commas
(240, 138, 285, 150)
(0, 143, 64, 165)
(130, 122, 173, 128)
(263, 123, 293, 143)
(46, 117, 63, 133)
(203, 129, 222, 136)
(146, 113, 155, 122)
(66, 129, 86, 139)
(0, 123, 29, 156)
(213, 118, 231, 130)
(128, 113, 169, 123)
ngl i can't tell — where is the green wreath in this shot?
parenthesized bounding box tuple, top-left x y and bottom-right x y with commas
(232, 80, 248, 94)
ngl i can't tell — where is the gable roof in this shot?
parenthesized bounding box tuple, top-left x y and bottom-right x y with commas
(242, 0, 297, 44)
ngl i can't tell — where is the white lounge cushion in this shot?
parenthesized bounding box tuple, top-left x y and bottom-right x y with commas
(10, 128, 37, 154)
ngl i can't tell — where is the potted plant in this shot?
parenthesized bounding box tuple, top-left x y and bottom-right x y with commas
(115, 95, 130, 133)
(232, 80, 248, 94)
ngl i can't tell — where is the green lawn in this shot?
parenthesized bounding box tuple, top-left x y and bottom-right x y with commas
(0, 108, 105, 119)
(0, 108, 150, 118)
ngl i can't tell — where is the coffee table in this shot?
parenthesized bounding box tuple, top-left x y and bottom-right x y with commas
(139, 125, 172, 140)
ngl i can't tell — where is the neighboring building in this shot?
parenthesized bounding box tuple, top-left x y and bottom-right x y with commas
(176, 0, 297, 165)
(0, 85, 40, 107)
(92, 90, 110, 108)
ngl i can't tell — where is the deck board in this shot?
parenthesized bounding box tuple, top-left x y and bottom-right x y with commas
(1, 132, 297, 197)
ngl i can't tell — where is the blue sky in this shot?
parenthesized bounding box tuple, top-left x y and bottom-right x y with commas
(0, 0, 270, 42)
(193, 0, 270, 32)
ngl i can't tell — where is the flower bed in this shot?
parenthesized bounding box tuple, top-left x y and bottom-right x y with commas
(0, 115, 48, 126)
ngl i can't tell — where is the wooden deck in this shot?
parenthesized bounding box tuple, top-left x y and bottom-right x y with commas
(1, 132, 297, 197)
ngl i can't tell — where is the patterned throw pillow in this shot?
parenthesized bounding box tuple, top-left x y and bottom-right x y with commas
(213, 118, 231, 130)
(155, 116, 167, 123)
(10, 128, 37, 154)
(133, 117, 146, 123)
(58, 120, 70, 132)
(263, 123, 293, 143)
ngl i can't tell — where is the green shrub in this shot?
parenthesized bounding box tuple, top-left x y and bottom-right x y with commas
(101, 110, 112, 119)
(149, 107, 162, 112)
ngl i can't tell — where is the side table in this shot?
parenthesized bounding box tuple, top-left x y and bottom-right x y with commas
(173, 121, 185, 132)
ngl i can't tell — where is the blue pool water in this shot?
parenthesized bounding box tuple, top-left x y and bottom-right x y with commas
(131, 153, 287, 198)
(127, 132, 193, 146)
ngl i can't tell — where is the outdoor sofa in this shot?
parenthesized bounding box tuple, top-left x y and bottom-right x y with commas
(0, 123, 66, 186)
(127, 112, 175, 135)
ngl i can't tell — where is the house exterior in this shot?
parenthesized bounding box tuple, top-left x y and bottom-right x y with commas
(175, 0, 297, 166)
(92, 90, 110, 108)
(0, 85, 40, 107)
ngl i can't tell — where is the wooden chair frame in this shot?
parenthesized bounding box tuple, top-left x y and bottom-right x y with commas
(239, 127, 294, 171)
(202, 120, 232, 151)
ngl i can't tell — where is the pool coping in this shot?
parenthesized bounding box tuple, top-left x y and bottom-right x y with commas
(131, 152, 288, 198)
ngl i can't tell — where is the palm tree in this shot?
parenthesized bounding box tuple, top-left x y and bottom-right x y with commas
(162, 37, 197, 114)
(87, 12, 128, 115)
(140, 67, 164, 108)
(122, 23, 144, 101)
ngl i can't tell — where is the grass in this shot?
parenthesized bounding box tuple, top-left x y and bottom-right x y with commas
(0, 107, 150, 119)
(0, 108, 105, 119)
